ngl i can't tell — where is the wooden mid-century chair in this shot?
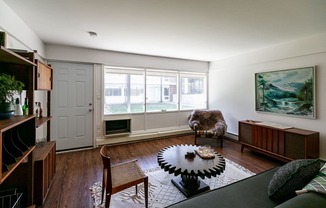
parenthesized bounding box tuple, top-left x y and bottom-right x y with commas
(100, 145, 148, 208)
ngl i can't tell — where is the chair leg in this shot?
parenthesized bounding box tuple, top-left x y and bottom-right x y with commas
(135, 184, 138, 195)
(105, 193, 112, 208)
(220, 136, 223, 148)
(101, 169, 107, 204)
(144, 177, 149, 208)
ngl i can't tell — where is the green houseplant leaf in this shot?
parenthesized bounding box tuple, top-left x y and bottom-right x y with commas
(0, 73, 25, 103)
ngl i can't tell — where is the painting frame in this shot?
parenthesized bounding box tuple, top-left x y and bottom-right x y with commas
(255, 66, 316, 119)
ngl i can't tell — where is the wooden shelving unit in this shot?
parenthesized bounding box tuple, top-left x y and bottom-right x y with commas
(0, 46, 56, 207)
(36, 116, 53, 128)
(0, 46, 35, 66)
(34, 141, 56, 206)
(33, 59, 55, 206)
(0, 116, 35, 183)
(0, 46, 37, 206)
(35, 59, 53, 90)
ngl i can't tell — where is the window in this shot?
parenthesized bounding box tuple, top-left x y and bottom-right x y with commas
(105, 88, 122, 96)
(180, 72, 207, 110)
(104, 67, 145, 114)
(104, 66, 207, 115)
(146, 70, 178, 112)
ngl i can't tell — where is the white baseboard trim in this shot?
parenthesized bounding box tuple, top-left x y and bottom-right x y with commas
(97, 128, 193, 146)
(226, 132, 238, 141)
(97, 130, 239, 147)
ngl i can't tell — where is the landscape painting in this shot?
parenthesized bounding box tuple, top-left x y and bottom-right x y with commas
(255, 66, 315, 118)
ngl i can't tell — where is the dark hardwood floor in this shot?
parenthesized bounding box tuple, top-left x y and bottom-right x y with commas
(42, 134, 284, 208)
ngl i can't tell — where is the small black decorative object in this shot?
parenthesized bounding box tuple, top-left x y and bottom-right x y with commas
(185, 151, 196, 159)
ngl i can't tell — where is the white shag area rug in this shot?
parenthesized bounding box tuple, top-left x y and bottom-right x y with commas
(90, 158, 255, 208)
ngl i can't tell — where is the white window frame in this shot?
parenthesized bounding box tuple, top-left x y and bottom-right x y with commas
(179, 72, 207, 111)
(103, 66, 207, 115)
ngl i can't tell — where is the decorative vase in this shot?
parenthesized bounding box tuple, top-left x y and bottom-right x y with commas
(0, 102, 15, 119)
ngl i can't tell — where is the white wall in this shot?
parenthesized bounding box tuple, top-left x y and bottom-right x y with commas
(209, 33, 326, 160)
(45, 44, 209, 72)
(45, 44, 208, 145)
(0, 0, 45, 56)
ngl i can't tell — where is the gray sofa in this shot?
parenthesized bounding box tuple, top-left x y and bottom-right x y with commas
(167, 166, 326, 208)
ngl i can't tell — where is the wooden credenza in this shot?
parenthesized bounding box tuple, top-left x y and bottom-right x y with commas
(239, 120, 319, 162)
(34, 141, 56, 206)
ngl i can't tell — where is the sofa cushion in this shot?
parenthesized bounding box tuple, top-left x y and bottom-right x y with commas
(296, 163, 326, 195)
(268, 159, 320, 202)
(275, 192, 326, 208)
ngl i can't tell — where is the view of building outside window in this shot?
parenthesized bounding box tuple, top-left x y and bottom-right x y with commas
(104, 67, 145, 114)
(180, 72, 207, 110)
(146, 70, 178, 112)
(104, 67, 207, 115)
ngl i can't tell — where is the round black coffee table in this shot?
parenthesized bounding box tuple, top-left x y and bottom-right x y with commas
(157, 144, 225, 197)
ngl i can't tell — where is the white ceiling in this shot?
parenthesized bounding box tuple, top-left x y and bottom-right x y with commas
(4, 0, 326, 62)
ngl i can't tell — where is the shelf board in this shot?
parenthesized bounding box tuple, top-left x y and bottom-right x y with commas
(0, 115, 35, 132)
(36, 116, 52, 128)
(0, 146, 35, 184)
(0, 46, 36, 66)
(34, 141, 55, 161)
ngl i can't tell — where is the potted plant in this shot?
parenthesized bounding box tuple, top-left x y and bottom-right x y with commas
(0, 73, 24, 119)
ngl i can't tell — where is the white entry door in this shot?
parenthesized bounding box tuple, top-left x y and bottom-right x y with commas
(49, 62, 93, 151)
